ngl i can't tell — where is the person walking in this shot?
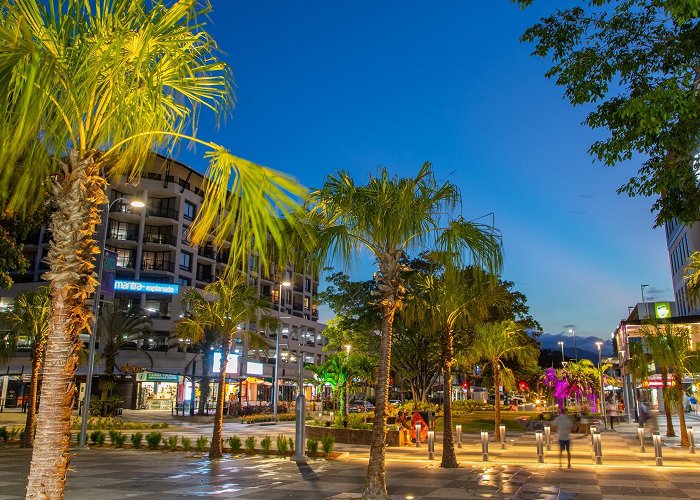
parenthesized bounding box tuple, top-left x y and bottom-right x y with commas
(553, 407, 573, 469)
(606, 399, 618, 430)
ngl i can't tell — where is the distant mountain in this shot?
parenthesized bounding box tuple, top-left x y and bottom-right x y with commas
(536, 333, 614, 362)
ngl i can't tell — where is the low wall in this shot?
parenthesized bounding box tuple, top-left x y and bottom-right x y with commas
(305, 425, 406, 447)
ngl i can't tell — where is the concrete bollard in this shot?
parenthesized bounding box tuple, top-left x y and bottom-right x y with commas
(481, 430, 489, 462)
(688, 426, 696, 454)
(653, 432, 663, 466)
(415, 423, 421, 448)
(544, 425, 551, 451)
(500, 425, 506, 449)
(456, 424, 462, 449)
(637, 426, 645, 453)
(428, 430, 435, 460)
(590, 425, 597, 451)
(535, 431, 544, 463)
(593, 431, 602, 465)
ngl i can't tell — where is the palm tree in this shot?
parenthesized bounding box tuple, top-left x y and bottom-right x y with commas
(178, 276, 273, 458)
(0, 287, 50, 448)
(664, 324, 700, 447)
(308, 163, 501, 499)
(404, 268, 506, 468)
(310, 354, 353, 417)
(470, 321, 538, 442)
(98, 303, 152, 377)
(684, 251, 700, 305)
(0, 2, 304, 494)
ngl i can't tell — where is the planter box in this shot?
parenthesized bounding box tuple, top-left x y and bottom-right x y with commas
(305, 425, 406, 447)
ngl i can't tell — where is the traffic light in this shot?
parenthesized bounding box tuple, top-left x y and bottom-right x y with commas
(462, 381, 470, 389)
(518, 381, 528, 391)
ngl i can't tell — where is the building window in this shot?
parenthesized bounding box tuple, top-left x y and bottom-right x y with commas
(180, 251, 192, 271)
(178, 276, 191, 287)
(181, 225, 190, 245)
(304, 296, 311, 310)
(183, 201, 196, 221)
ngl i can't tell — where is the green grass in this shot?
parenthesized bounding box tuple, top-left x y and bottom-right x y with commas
(433, 410, 540, 432)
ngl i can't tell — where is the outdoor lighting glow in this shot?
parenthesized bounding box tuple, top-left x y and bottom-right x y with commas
(345, 344, 351, 354)
(129, 199, 145, 208)
(282, 281, 291, 287)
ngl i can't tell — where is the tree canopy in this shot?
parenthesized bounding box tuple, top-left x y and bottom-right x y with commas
(517, 0, 700, 225)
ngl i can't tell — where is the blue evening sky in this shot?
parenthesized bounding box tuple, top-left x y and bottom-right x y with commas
(176, 1, 672, 341)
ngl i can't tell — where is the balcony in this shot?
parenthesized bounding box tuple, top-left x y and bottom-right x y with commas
(196, 269, 214, 283)
(109, 202, 139, 215)
(107, 229, 138, 242)
(116, 258, 136, 269)
(216, 251, 230, 264)
(198, 247, 216, 260)
(141, 260, 175, 272)
(142, 233, 177, 246)
(147, 206, 179, 220)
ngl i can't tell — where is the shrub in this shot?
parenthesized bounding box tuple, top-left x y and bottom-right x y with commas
(112, 432, 126, 448)
(321, 435, 335, 455)
(8, 427, 21, 439)
(306, 438, 318, 455)
(181, 437, 192, 451)
(244, 436, 256, 454)
(227, 435, 242, 453)
(241, 413, 295, 424)
(288, 437, 294, 452)
(196, 435, 208, 452)
(146, 431, 162, 450)
(0, 427, 9, 442)
(345, 414, 371, 430)
(131, 432, 143, 449)
(260, 435, 272, 455)
(165, 435, 178, 450)
(70, 417, 169, 431)
(90, 430, 105, 446)
(276, 434, 288, 455)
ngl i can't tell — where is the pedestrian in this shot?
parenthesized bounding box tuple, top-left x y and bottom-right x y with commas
(552, 407, 573, 469)
(690, 395, 698, 415)
(606, 400, 618, 430)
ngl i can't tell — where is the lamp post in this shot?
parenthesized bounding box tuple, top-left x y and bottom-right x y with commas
(641, 284, 649, 303)
(292, 353, 306, 463)
(273, 280, 291, 421)
(595, 341, 607, 429)
(79, 196, 144, 447)
(558, 341, 565, 367)
(569, 327, 578, 361)
(344, 344, 351, 417)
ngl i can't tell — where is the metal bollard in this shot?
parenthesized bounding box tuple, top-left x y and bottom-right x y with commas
(653, 431, 663, 466)
(590, 425, 597, 451)
(456, 424, 462, 449)
(544, 425, 551, 451)
(415, 423, 421, 448)
(535, 431, 544, 463)
(593, 431, 602, 465)
(428, 430, 435, 460)
(637, 426, 645, 453)
(481, 430, 489, 461)
(688, 426, 696, 454)
(500, 425, 506, 449)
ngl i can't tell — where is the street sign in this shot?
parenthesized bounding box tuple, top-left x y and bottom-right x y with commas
(114, 280, 179, 295)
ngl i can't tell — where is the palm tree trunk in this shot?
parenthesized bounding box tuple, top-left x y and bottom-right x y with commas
(339, 383, 346, 420)
(675, 373, 689, 447)
(210, 341, 230, 458)
(440, 328, 458, 468)
(199, 352, 212, 415)
(21, 347, 42, 448)
(662, 370, 675, 437)
(27, 153, 106, 499)
(493, 362, 502, 442)
(363, 304, 395, 500)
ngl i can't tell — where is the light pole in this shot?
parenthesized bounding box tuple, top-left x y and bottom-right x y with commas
(569, 327, 578, 361)
(292, 353, 306, 463)
(273, 280, 291, 421)
(595, 341, 607, 429)
(558, 341, 565, 367)
(79, 196, 144, 447)
(344, 344, 351, 417)
(641, 284, 649, 303)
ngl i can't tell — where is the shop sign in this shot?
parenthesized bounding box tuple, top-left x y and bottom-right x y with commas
(247, 361, 264, 376)
(654, 302, 672, 319)
(136, 372, 180, 382)
(115, 280, 180, 295)
(642, 379, 675, 388)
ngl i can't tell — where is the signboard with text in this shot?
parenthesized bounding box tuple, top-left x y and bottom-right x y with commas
(654, 302, 672, 319)
(114, 280, 179, 295)
(136, 372, 180, 383)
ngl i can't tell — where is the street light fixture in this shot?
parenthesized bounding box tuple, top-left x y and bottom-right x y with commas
(79, 196, 144, 448)
(569, 327, 578, 361)
(273, 280, 292, 421)
(641, 284, 649, 303)
(557, 341, 565, 366)
(595, 341, 607, 429)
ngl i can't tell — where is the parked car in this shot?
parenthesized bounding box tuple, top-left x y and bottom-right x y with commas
(348, 400, 375, 413)
(487, 393, 505, 405)
(388, 399, 402, 406)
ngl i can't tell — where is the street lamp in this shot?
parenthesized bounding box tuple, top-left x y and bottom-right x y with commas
(641, 284, 649, 303)
(79, 196, 144, 448)
(557, 341, 565, 366)
(569, 327, 578, 361)
(273, 280, 291, 421)
(595, 341, 607, 430)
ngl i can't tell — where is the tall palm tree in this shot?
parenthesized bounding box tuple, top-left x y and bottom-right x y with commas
(0, 287, 50, 448)
(664, 324, 700, 447)
(404, 268, 506, 468)
(684, 251, 700, 305)
(178, 276, 273, 458)
(470, 321, 538, 442)
(308, 163, 501, 499)
(0, 1, 304, 494)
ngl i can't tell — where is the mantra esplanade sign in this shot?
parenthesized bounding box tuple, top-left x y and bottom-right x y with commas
(114, 280, 180, 295)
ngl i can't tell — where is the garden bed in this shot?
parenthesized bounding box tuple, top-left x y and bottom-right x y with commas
(305, 425, 406, 447)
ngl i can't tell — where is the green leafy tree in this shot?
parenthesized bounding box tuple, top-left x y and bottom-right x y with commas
(0, 287, 50, 448)
(98, 303, 152, 377)
(0, 1, 304, 494)
(308, 163, 501, 499)
(176, 277, 272, 458)
(684, 252, 700, 305)
(517, 0, 700, 225)
(309, 354, 354, 417)
(469, 321, 538, 442)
